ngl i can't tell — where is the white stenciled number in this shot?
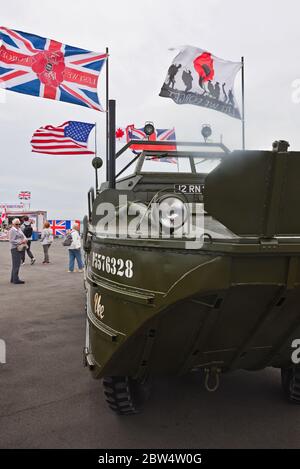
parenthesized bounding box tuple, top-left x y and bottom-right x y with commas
(125, 260, 134, 278)
(105, 256, 111, 274)
(117, 259, 124, 276)
(110, 257, 117, 275)
(92, 252, 134, 278)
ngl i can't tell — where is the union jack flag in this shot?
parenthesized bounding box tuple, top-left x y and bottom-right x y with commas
(125, 126, 177, 163)
(0, 27, 107, 111)
(18, 191, 31, 200)
(49, 220, 69, 237)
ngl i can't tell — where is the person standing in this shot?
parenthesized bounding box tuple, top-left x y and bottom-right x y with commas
(21, 216, 36, 265)
(9, 218, 27, 284)
(68, 223, 84, 273)
(41, 221, 53, 264)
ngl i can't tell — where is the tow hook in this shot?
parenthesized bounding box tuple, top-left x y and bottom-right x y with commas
(204, 367, 221, 392)
(83, 347, 95, 369)
(83, 347, 89, 367)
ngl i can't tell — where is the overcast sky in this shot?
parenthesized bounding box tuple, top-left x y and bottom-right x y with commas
(1, 0, 300, 219)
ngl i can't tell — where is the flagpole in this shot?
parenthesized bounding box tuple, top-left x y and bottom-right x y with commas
(94, 122, 99, 191)
(106, 47, 109, 181)
(95, 121, 97, 156)
(241, 56, 245, 150)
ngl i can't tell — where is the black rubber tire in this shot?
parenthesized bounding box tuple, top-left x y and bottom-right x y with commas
(281, 366, 300, 404)
(102, 376, 149, 415)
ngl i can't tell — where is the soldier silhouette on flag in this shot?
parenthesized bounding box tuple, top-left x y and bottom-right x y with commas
(182, 69, 193, 93)
(167, 64, 182, 88)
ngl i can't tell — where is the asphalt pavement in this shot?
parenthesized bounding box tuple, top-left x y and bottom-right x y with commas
(0, 240, 299, 449)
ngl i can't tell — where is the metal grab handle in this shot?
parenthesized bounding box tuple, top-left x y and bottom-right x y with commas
(204, 367, 221, 392)
(88, 187, 95, 221)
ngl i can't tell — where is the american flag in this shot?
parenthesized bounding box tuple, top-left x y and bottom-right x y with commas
(31, 121, 95, 155)
(0, 27, 107, 111)
(18, 191, 31, 200)
(125, 126, 177, 163)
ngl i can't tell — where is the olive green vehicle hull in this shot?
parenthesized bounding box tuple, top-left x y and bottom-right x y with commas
(86, 239, 300, 379)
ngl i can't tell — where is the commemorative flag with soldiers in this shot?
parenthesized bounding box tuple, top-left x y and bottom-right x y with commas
(159, 45, 242, 119)
(0, 27, 107, 110)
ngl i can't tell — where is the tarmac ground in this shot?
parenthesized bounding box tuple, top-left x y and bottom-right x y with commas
(0, 240, 299, 449)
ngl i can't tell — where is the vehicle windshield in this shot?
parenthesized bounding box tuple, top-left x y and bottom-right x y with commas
(140, 153, 222, 174)
(141, 155, 190, 173)
(193, 157, 221, 174)
(115, 144, 227, 179)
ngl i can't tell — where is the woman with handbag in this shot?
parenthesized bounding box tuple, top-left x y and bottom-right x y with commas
(40, 221, 53, 264)
(67, 224, 84, 273)
(9, 218, 27, 284)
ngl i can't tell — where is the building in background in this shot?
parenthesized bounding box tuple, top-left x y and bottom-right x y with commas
(0, 203, 47, 241)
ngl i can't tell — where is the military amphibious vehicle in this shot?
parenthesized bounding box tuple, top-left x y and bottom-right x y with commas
(83, 100, 300, 415)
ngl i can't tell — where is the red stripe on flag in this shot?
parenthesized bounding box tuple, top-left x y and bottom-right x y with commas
(0, 69, 28, 82)
(43, 84, 58, 100)
(0, 27, 38, 53)
(0, 46, 33, 67)
(43, 126, 65, 131)
(33, 133, 66, 137)
(60, 83, 100, 110)
(131, 143, 177, 151)
(48, 39, 63, 51)
(31, 144, 83, 150)
(63, 67, 98, 88)
(70, 53, 107, 65)
(30, 138, 82, 145)
(32, 150, 94, 155)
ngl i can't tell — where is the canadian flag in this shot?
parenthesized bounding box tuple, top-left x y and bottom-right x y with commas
(115, 127, 127, 142)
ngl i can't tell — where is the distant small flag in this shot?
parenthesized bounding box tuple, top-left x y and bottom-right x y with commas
(18, 191, 31, 200)
(49, 219, 81, 236)
(49, 220, 67, 236)
(31, 121, 95, 155)
(0, 207, 7, 223)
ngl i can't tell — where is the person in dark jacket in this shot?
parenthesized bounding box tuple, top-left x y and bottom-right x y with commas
(21, 216, 36, 265)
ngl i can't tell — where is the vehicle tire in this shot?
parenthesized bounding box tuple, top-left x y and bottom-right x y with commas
(102, 376, 150, 415)
(281, 366, 300, 404)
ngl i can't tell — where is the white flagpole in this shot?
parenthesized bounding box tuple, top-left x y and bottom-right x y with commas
(241, 56, 245, 150)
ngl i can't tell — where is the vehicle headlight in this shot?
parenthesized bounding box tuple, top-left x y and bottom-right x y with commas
(152, 195, 188, 231)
